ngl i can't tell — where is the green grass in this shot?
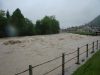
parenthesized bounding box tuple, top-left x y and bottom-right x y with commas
(67, 31, 95, 35)
(72, 50, 100, 75)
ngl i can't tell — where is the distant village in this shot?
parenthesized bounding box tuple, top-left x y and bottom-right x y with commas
(60, 23, 100, 33)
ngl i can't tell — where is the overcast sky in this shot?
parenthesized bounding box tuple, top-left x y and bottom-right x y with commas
(0, 0, 100, 28)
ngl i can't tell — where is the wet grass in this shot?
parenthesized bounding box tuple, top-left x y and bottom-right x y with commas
(72, 50, 100, 75)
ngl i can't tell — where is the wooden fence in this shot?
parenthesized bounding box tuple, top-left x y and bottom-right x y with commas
(15, 40, 100, 75)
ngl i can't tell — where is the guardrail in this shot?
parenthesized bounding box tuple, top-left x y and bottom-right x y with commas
(15, 40, 100, 75)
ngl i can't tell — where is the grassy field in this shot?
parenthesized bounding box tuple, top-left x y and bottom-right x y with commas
(67, 31, 96, 35)
(72, 50, 100, 75)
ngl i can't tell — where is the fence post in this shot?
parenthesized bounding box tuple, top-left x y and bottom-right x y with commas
(98, 40, 100, 49)
(91, 41, 95, 53)
(86, 44, 88, 57)
(76, 47, 80, 64)
(97, 40, 98, 50)
(62, 53, 65, 75)
(99, 41, 100, 49)
(29, 65, 33, 75)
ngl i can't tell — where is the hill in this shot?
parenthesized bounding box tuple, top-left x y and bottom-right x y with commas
(88, 15, 100, 27)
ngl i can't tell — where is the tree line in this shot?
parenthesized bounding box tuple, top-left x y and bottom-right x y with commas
(0, 8, 60, 38)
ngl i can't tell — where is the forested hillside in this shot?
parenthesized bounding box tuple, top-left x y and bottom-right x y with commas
(88, 15, 100, 27)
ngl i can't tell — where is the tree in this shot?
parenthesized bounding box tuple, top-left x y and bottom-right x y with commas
(0, 10, 5, 17)
(35, 15, 60, 35)
(25, 18, 35, 35)
(0, 8, 60, 38)
(0, 10, 7, 37)
(6, 10, 10, 18)
(11, 8, 25, 36)
(49, 15, 60, 33)
(50, 16, 60, 33)
(41, 16, 52, 34)
(35, 20, 42, 35)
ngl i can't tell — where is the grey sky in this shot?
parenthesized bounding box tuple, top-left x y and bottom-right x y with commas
(0, 0, 100, 28)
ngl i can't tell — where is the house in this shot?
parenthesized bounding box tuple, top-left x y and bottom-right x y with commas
(77, 25, 84, 32)
(82, 25, 92, 32)
(77, 28, 83, 32)
(82, 25, 100, 35)
(60, 29, 67, 33)
(97, 27, 100, 31)
(91, 26, 100, 35)
(66, 27, 77, 32)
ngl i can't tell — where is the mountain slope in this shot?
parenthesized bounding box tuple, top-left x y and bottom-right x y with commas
(88, 15, 100, 27)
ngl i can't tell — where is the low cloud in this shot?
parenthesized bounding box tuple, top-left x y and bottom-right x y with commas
(1, 0, 100, 28)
